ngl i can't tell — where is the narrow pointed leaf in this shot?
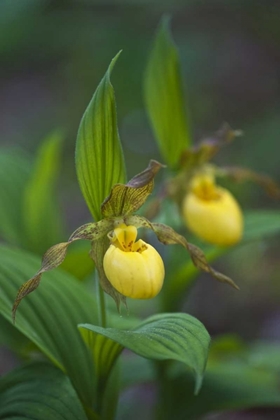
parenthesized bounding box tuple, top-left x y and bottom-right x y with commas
(144, 16, 191, 167)
(0, 362, 89, 420)
(80, 313, 210, 393)
(76, 52, 126, 221)
(101, 160, 163, 217)
(0, 245, 98, 410)
(22, 131, 65, 254)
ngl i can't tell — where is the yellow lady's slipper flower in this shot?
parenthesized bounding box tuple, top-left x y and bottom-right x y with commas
(13, 160, 238, 322)
(182, 174, 243, 246)
(104, 224, 165, 298)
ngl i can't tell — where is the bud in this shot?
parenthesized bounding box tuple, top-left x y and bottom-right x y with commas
(182, 174, 243, 246)
(103, 224, 165, 298)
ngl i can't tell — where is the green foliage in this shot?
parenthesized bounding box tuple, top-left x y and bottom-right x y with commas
(144, 16, 191, 168)
(0, 362, 88, 420)
(158, 336, 280, 419)
(119, 337, 280, 419)
(22, 131, 65, 253)
(76, 52, 126, 221)
(80, 312, 210, 394)
(0, 245, 98, 414)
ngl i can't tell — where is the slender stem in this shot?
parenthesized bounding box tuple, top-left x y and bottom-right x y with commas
(95, 271, 107, 327)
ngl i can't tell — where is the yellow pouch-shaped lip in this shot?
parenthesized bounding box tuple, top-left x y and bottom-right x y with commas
(183, 176, 243, 246)
(104, 224, 165, 298)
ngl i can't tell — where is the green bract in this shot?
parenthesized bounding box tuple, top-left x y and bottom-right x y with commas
(144, 16, 191, 168)
(76, 51, 126, 221)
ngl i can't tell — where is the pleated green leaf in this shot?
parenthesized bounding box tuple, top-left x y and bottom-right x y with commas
(22, 131, 64, 254)
(80, 328, 123, 415)
(76, 52, 126, 221)
(0, 149, 31, 245)
(0, 245, 98, 414)
(80, 312, 210, 394)
(0, 314, 30, 352)
(0, 362, 88, 420)
(119, 338, 280, 419)
(144, 16, 191, 168)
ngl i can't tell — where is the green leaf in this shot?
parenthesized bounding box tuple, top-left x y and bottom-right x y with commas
(22, 131, 65, 254)
(144, 16, 191, 168)
(0, 362, 88, 420)
(80, 312, 210, 394)
(80, 323, 122, 419)
(0, 314, 30, 352)
(0, 149, 31, 245)
(76, 52, 126, 221)
(0, 245, 98, 413)
(79, 326, 122, 398)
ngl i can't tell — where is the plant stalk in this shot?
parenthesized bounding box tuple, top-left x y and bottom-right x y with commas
(95, 271, 107, 327)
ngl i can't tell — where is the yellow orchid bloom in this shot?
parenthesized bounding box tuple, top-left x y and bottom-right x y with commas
(183, 174, 243, 246)
(104, 224, 164, 299)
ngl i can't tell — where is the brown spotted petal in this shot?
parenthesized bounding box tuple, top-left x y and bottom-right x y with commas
(69, 219, 114, 241)
(151, 222, 239, 290)
(221, 166, 280, 199)
(12, 242, 69, 322)
(101, 160, 164, 217)
(13, 219, 115, 322)
(126, 215, 239, 290)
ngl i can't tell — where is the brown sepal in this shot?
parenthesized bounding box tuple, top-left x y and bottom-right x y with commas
(101, 160, 165, 218)
(13, 220, 115, 322)
(125, 215, 239, 291)
(12, 242, 69, 322)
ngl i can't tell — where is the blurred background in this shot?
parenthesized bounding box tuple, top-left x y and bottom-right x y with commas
(1, 0, 280, 418)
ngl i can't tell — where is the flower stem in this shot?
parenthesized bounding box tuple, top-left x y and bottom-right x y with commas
(96, 271, 107, 327)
